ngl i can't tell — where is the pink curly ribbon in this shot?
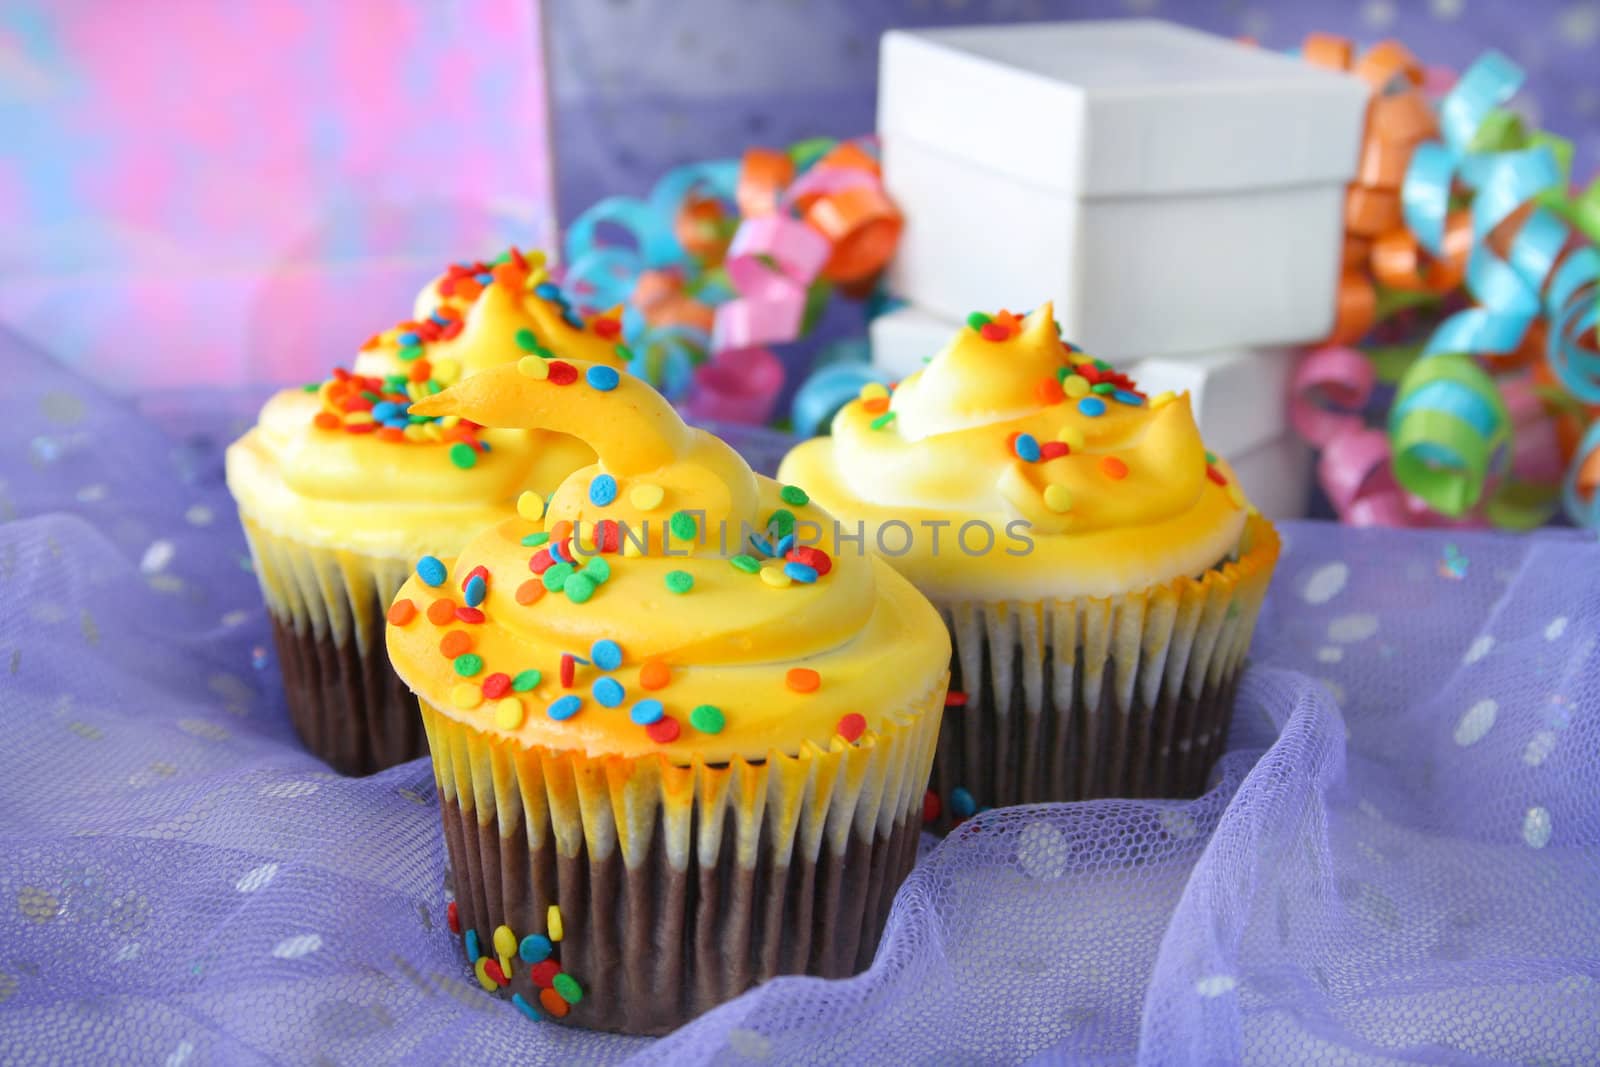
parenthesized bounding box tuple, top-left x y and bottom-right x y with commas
(712, 216, 830, 353)
(681, 346, 785, 426)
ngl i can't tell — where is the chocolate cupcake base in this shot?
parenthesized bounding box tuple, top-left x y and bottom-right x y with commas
(929, 515, 1279, 831)
(418, 676, 945, 1035)
(270, 614, 426, 776)
(441, 797, 922, 1035)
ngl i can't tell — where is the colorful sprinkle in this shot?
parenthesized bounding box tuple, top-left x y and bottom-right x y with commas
(387, 599, 416, 626)
(463, 574, 487, 608)
(586, 365, 620, 391)
(1013, 433, 1042, 463)
(1035, 378, 1066, 405)
(779, 484, 810, 506)
(923, 790, 941, 824)
(786, 668, 820, 693)
(590, 639, 622, 671)
(440, 630, 473, 658)
(1090, 382, 1115, 396)
(1039, 441, 1070, 461)
(547, 361, 578, 386)
(552, 974, 583, 1004)
(473, 957, 498, 991)
(669, 510, 698, 541)
(547, 695, 582, 721)
(511, 669, 542, 692)
(482, 673, 512, 699)
(784, 562, 819, 584)
(730, 554, 761, 574)
(560, 653, 578, 688)
(530, 960, 560, 988)
(416, 556, 447, 587)
(1057, 425, 1085, 450)
(542, 562, 575, 592)
(1113, 390, 1144, 407)
(1044, 484, 1073, 513)
(645, 715, 681, 744)
(427, 598, 457, 625)
(966, 311, 992, 331)
(1207, 465, 1228, 486)
(564, 573, 597, 603)
(512, 993, 541, 1021)
(593, 677, 625, 708)
(1101, 456, 1129, 480)
(837, 713, 867, 743)
(492, 925, 517, 959)
(451, 683, 483, 710)
(495, 696, 524, 729)
(1077, 397, 1106, 417)
(539, 988, 570, 1018)
(454, 653, 484, 678)
(951, 787, 977, 819)
(517, 491, 546, 520)
(630, 699, 664, 725)
(589, 474, 617, 506)
(639, 659, 670, 690)
(517, 355, 550, 380)
(1062, 375, 1090, 399)
(515, 579, 544, 605)
(980, 321, 1011, 342)
(629, 483, 665, 511)
(447, 900, 460, 934)
(760, 562, 792, 588)
(870, 411, 897, 431)
(665, 570, 694, 594)
(547, 906, 564, 942)
(519, 934, 553, 963)
(582, 557, 611, 583)
(449, 442, 478, 469)
(465, 928, 482, 962)
(690, 704, 724, 734)
(524, 531, 551, 548)
(946, 691, 969, 707)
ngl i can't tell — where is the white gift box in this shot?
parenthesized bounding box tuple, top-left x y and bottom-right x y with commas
(878, 19, 1367, 361)
(1230, 434, 1312, 520)
(870, 305, 1291, 459)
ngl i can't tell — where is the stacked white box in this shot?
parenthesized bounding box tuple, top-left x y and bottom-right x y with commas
(877, 19, 1366, 362)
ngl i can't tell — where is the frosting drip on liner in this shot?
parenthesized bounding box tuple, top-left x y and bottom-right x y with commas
(385, 359, 950, 763)
(777, 304, 1251, 602)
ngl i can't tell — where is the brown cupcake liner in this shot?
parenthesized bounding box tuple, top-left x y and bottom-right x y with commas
(930, 514, 1279, 830)
(240, 514, 427, 775)
(419, 673, 945, 1035)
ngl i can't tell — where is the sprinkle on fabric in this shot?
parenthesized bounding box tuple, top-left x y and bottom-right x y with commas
(417, 555, 447, 587)
(665, 570, 694, 594)
(786, 668, 820, 693)
(690, 704, 724, 734)
(639, 659, 670, 690)
(593, 678, 625, 708)
(515, 579, 544, 605)
(547, 695, 582, 721)
(387, 599, 416, 626)
(511, 669, 542, 692)
(645, 715, 681, 744)
(779, 484, 810, 506)
(837, 713, 867, 743)
(630, 698, 664, 725)
(586, 365, 620, 391)
(1101, 456, 1129, 480)
(1077, 397, 1106, 417)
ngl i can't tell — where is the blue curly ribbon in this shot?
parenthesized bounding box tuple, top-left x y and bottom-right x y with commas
(1392, 52, 1600, 525)
(791, 362, 891, 439)
(1565, 421, 1600, 530)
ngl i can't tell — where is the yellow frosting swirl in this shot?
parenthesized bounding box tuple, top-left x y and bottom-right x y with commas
(226, 250, 631, 559)
(778, 304, 1253, 602)
(385, 361, 949, 763)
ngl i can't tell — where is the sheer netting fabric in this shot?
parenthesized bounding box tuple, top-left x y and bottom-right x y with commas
(2, 329, 1596, 1065)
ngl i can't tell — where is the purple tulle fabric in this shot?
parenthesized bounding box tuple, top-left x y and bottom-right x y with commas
(3, 327, 1597, 1065)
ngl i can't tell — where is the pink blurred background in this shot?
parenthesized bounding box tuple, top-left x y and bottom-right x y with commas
(0, 0, 555, 390)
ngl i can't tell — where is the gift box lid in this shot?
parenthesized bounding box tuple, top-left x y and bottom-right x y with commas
(879, 19, 1367, 199)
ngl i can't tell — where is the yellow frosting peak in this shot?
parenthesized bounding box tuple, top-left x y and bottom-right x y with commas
(410, 359, 760, 554)
(776, 311, 1254, 602)
(386, 362, 950, 763)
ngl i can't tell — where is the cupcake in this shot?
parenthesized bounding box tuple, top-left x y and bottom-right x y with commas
(385, 359, 949, 1034)
(779, 305, 1279, 828)
(227, 249, 631, 774)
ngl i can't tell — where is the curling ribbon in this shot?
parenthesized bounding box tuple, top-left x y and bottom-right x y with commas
(1296, 37, 1600, 529)
(791, 362, 893, 439)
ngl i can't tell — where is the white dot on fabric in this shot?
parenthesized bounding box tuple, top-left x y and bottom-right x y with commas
(1453, 699, 1498, 746)
(1195, 974, 1238, 997)
(260, 780, 320, 799)
(1463, 635, 1495, 664)
(1317, 646, 1344, 663)
(1363, 0, 1397, 27)
(1558, 3, 1599, 45)
(164, 1040, 195, 1067)
(221, 610, 249, 628)
(727, 1029, 772, 1060)
(177, 718, 229, 741)
(1524, 731, 1557, 766)
(1328, 613, 1380, 644)
(1303, 562, 1348, 605)
(185, 504, 215, 527)
(1430, 0, 1463, 18)
(271, 933, 323, 959)
(1545, 616, 1568, 641)
(1522, 807, 1552, 849)
(236, 863, 280, 893)
(1017, 821, 1069, 880)
(140, 539, 175, 575)
(76, 484, 107, 503)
